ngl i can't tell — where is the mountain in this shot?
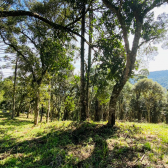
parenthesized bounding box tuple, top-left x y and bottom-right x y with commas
(148, 70, 168, 89)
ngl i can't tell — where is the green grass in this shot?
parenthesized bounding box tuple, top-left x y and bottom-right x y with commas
(0, 112, 168, 168)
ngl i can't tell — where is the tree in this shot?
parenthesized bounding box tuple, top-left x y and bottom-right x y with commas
(80, 1, 86, 121)
(0, 77, 13, 110)
(134, 78, 165, 123)
(102, 0, 167, 126)
(86, 4, 93, 119)
(12, 55, 18, 119)
(0, 14, 72, 125)
(117, 82, 133, 121)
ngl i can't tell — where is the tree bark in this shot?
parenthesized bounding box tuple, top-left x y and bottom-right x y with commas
(80, 3, 86, 121)
(12, 56, 18, 119)
(34, 89, 40, 125)
(136, 92, 142, 121)
(94, 98, 102, 121)
(166, 113, 168, 124)
(119, 99, 124, 120)
(27, 103, 31, 119)
(108, 92, 118, 126)
(40, 104, 43, 122)
(147, 108, 151, 123)
(86, 5, 93, 119)
(46, 80, 51, 123)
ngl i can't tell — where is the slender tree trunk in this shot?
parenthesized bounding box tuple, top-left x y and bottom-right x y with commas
(16, 104, 20, 117)
(94, 98, 103, 121)
(80, 3, 86, 121)
(103, 106, 108, 121)
(46, 80, 51, 123)
(136, 93, 142, 121)
(147, 108, 150, 123)
(119, 99, 124, 120)
(12, 56, 18, 119)
(166, 113, 168, 124)
(34, 89, 40, 125)
(27, 103, 31, 119)
(40, 104, 43, 122)
(86, 5, 93, 119)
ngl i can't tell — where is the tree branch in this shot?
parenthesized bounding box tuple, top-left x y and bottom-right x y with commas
(142, 0, 167, 17)
(102, 0, 130, 53)
(138, 36, 159, 48)
(0, 10, 91, 45)
(66, 0, 93, 28)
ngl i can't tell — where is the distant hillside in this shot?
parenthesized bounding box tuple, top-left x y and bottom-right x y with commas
(148, 70, 168, 89)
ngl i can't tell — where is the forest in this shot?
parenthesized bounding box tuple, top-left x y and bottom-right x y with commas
(0, 0, 168, 167)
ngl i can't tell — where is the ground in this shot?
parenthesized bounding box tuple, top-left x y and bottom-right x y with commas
(0, 112, 168, 168)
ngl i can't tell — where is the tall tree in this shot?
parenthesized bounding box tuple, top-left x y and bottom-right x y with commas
(12, 55, 18, 119)
(102, 0, 167, 126)
(80, 2, 86, 121)
(86, 5, 93, 119)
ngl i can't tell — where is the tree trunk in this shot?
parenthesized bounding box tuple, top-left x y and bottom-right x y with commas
(108, 78, 129, 126)
(151, 104, 158, 123)
(63, 107, 68, 120)
(46, 80, 51, 123)
(108, 96, 117, 126)
(16, 100, 22, 117)
(27, 103, 31, 119)
(40, 104, 43, 122)
(16, 108, 20, 117)
(86, 5, 93, 119)
(80, 3, 86, 121)
(34, 89, 40, 125)
(136, 93, 141, 121)
(103, 105, 108, 121)
(166, 113, 168, 124)
(146, 106, 151, 123)
(12, 56, 18, 119)
(94, 98, 102, 121)
(119, 99, 124, 120)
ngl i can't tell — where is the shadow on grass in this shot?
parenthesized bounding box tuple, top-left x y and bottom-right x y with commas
(0, 120, 150, 168)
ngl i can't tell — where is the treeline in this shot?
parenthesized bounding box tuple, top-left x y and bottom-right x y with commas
(0, 0, 168, 126)
(1, 74, 168, 124)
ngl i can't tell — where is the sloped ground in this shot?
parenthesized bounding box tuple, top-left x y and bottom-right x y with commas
(0, 112, 168, 168)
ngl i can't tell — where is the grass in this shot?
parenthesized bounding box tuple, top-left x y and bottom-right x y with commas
(0, 112, 168, 168)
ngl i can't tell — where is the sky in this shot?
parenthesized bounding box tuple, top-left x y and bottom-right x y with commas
(147, 4, 168, 72)
(0, 3, 168, 78)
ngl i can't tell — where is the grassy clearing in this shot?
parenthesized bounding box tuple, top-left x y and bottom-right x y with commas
(0, 112, 168, 168)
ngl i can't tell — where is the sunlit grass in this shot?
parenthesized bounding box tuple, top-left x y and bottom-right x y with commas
(0, 112, 168, 167)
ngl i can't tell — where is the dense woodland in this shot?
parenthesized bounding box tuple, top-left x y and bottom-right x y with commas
(0, 0, 168, 126)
